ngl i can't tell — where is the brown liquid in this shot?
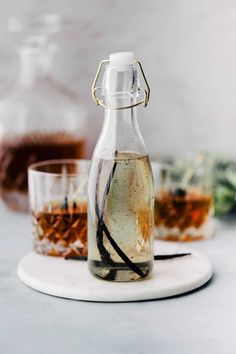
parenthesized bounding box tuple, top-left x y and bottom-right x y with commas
(155, 190, 213, 241)
(0, 132, 85, 211)
(32, 200, 87, 257)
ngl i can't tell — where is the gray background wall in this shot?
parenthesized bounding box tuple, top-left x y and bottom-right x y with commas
(0, 0, 235, 159)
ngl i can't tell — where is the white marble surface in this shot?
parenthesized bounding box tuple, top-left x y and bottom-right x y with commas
(0, 202, 236, 353)
(17, 243, 212, 302)
(0, 0, 235, 158)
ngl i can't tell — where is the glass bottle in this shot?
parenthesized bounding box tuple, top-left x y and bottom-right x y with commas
(0, 35, 86, 212)
(88, 52, 154, 281)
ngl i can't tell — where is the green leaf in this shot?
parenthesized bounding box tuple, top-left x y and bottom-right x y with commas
(214, 185, 236, 216)
(225, 170, 236, 188)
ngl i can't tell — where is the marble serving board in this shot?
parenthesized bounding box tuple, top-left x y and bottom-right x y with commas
(17, 241, 212, 302)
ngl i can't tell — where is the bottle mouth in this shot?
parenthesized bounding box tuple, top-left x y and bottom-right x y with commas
(102, 63, 139, 101)
(20, 35, 55, 56)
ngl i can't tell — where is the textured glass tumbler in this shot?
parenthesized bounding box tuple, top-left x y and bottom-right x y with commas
(152, 160, 213, 242)
(28, 159, 89, 257)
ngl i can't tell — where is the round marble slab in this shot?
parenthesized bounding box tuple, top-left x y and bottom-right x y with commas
(17, 241, 212, 302)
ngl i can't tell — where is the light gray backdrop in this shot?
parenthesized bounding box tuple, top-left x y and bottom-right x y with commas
(0, 0, 235, 159)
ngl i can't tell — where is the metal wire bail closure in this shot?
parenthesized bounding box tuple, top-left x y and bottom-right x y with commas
(91, 59, 150, 110)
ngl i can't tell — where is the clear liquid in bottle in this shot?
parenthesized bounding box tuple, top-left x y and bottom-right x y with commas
(88, 151, 154, 281)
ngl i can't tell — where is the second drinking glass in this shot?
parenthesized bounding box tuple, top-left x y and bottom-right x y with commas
(152, 158, 214, 242)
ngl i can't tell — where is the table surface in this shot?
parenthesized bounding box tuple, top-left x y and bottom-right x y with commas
(0, 202, 235, 354)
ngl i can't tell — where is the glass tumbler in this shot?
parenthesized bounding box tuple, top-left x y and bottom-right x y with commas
(28, 159, 90, 257)
(152, 159, 214, 242)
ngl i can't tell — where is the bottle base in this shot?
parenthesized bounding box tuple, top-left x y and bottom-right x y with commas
(154, 220, 213, 242)
(88, 259, 153, 282)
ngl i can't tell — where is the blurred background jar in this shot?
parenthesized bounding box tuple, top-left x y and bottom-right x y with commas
(0, 15, 87, 212)
(152, 155, 214, 242)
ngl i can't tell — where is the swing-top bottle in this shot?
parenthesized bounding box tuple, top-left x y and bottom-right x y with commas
(88, 52, 154, 281)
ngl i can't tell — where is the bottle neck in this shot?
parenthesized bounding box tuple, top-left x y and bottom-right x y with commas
(104, 98, 138, 136)
(18, 48, 51, 88)
(93, 61, 147, 159)
(94, 104, 146, 159)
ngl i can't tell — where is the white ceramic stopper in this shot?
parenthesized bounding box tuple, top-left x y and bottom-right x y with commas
(109, 52, 135, 65)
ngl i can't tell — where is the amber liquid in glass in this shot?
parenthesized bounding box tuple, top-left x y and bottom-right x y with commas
(32, 200, 87, 257)
(154, 189, 213, 241)
(0, 132, 85, 211)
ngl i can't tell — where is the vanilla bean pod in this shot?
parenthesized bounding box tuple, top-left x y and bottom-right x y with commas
(154, 253, 191, 260)
(99, 162, 118, 219)
(65, 253, 191, 261)
(95, 160, 113, 265)
(101, 222, 145, 278)
(61, 196, 68, 210)
(94, 158, 146, 278)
